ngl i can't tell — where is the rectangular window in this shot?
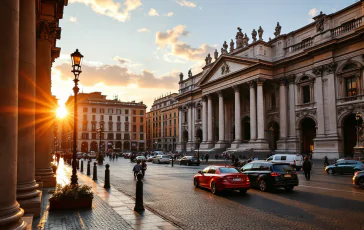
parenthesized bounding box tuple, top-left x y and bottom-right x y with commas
(174, 119, 176, 124)
(125, 124, 129, 131)
(133, 117, 136, 122)
(108, 123, 112, 131)
(107, 133, 113, 140)
(140, 117, 143, 122)
(125, 117, 129, 122)
(100, 108, 104, 113)
(124, 133, 130, 140)
(169, 120, 172, 125)
(83, 107, 88, 113)
(91, 124, 96, 131)
(92, 133, 97, 139)
(125, 109, 129, 115)
(302, 85, 311, 104)
(346, 77, 357, 97)
(82, 123, 87, 131)
(116, 109, 121, 114)
(271, 93, 276, 108)
(133, 134, 137, 140)
(133, 125, 136, 132)
(117, 116, 120, 122)
(140, 134, 144, 140)
(83, 114, 87, 120)
(92, 115, 96, 121)
(133, 110, 136, 115)
(140, 125, 144, 132)
(197, 109, 201, 120)
(116, 133, 121, 140)
(117, 123, 121, 131)
(101, 133, 104, 140)
(92, 108, 96, 113)
(184, 111, 187, 122)
(174, 112, 176, 117)
(100, 115, 104, 121)
(109, 115, 112, 121)
(140, 110, 144, 115)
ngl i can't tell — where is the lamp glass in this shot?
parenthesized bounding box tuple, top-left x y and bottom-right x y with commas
(71, 49, 83, 66)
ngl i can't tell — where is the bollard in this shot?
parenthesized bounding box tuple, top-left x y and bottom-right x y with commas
(87, 160, 91, 176)
(92, 162, 97, 180)
(134, 173, 145, 211)
(172, 158, 174, 167)
(80, 160, 84, 173)
(104, 164, 110, 188)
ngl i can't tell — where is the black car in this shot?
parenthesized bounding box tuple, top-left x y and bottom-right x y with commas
(240, 161, 299, 192)
(325, 160, 364, 175)
(179, 156, 200, 166)
(353, 171, 364, 188)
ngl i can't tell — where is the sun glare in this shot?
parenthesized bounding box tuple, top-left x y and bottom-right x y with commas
(56, 106, 68, 119)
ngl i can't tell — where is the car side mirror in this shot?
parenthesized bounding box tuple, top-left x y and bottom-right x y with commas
(198, 171, 203, 175)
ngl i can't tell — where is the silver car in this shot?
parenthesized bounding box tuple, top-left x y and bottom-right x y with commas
(152, 155, 170, 164)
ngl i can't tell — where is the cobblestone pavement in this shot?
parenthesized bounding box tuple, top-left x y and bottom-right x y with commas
(90, 157, 364, 230)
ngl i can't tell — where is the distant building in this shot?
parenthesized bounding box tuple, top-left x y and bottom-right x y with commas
(146, 93, 179, 151)
(64, 92, 147, 152)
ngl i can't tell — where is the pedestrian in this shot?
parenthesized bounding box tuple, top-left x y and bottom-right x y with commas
(205, 154, 209, 163)
(302, 156, 312, 180)
(324, 156, 329, 167)
(215, 153, 218, 160)
(112, 153, 116, 161)
(141, 160, 147, 177)
(132, 161, 142, 180)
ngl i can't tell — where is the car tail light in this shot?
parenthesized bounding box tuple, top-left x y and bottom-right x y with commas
(354, 171, 359, 177)
(293, 171, 297, 175)
(270, 172, 281, 177)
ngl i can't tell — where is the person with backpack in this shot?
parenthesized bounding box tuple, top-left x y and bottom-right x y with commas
(303, 156, 312, 180)
(132, 161, 142, 180)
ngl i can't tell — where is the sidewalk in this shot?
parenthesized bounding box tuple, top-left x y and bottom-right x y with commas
(33, 159, 180, 230)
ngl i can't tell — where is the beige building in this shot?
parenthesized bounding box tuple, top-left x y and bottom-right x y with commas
(64, 92, 147, 153)
(176, 1, 364, 159)
(146, 93, 179, 151)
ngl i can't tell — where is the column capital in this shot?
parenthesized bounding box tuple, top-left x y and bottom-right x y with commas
(323, 62, 337, 74)
(217, 90, 223, 97)
(248, 80, 256, 88)
(278, 77, 287, 86)
(312, 66, 324, 77)
(37, 20, 59, 44)
(232, 85, 240, 93)
(287, 74, 296, 84)
(202, 95, 208, 101)
(255, 77, 266, 86)
(187, 102, 195, 108)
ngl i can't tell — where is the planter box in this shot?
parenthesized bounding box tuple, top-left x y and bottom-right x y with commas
(49, 197, 92, 211)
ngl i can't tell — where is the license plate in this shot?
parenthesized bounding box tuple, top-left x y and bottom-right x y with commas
(233, 178, 242, 181)
(284, 174, 291, 178)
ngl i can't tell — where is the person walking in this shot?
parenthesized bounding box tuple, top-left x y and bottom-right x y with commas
(215, 153, 218, 160)
(303, 156, 312, 180)
(141, 160, 147, 177)
(324, 156, 329, 167)
(205, 154, 209, 163)
(132, 161, 142, 180)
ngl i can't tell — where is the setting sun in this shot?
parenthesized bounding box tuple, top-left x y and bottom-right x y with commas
(56, 105, 68, 118)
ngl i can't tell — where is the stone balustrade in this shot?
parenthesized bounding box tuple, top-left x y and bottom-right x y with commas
(331, 17, 363, 37)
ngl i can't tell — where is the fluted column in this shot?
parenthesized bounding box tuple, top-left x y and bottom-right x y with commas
(249, 81, 257, 141)
(279, 78, 288, 139)
(202, 97, 207, 143)
(17, 0, 41, 217)
(188, 103, 192, 142)
(207, 95, 213, 142)
(0, 0, 26, 229)
(288, 76, 297, 138)
(35, 20, 56, 187)
(191, 103, 195, 142)
(233, 86, 242, 144)
(256, 78, 266, 140)
(178, 107, 182, 143)
(314, 69, 325, 137)
(217, 91, 225, 143)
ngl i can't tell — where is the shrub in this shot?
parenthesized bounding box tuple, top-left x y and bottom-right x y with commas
(49, 184, 94, 201)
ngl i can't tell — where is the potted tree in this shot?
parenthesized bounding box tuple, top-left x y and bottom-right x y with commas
(49, 184, 93, 211)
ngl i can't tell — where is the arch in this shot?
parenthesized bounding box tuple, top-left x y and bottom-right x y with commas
(115, 141, 122, 151)
(81, 142, 88, 152)
(90, 141, 98, 152)
(123, 141, 130, 151)
(296, 74, 315, 84)
(242, 116, 251, 141)
(296, 115, 318, 130)
(342, 113, 362, 157)
(299, 117, 316, 155)
(337, 60, 362, 73)
(267, 121, 280, 150)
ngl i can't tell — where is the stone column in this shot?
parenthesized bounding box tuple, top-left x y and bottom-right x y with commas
(327, 73, 338, 136)
(207, 95, 213, 143)
(202, 97, 207, 143)
(35, 20, 57, 187)
(249, 81, 257, 141)
(17, 0, 41, 217)
(233, 86, 242, 145)
(288, 76, 297, 138)
(161, 112, 164, 149)
(188, 103, 192, 143)
(314, 70, 325, 137)
(0, 0, 26, 229)
(178, 107, 182, 143)
(256, 78, 266, 140)
(217, 91, 226, 146)
(192, 103, 195, 142)
(279, 78, 288, 139)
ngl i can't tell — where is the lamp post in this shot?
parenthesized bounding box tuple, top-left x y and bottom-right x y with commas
(195, 136, 201, 163)
(155, 141, 157, 151)
(68, 134, 71, 153)
(355, 112, 362, 148)
(70, 49, 83, 186)
(97, 124, 104, 156)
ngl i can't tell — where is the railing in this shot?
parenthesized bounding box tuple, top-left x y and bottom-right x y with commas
(179, 85, 194, 94)
(338, 95, 359, 103)
(286, 38, 313, 53)
(331, 17, 363, 37)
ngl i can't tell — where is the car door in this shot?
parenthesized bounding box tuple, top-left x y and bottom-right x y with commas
(249, 163, 262, 186)
(199, 167, 210, 187)
(206, 167, 217, 188)
(241, 163, 254, 183)
(344, 161, 356, 174)
(335, 161, 346, 173)
(180, 157, 186, 165)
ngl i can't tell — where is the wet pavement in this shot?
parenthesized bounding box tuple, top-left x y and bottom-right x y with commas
(90, 157, 364, 230)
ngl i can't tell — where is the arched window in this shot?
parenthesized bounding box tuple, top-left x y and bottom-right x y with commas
(297, 75, 315, 105)
(337, 61, 362, 102)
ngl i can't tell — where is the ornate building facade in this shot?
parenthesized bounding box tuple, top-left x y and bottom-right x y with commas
(63, 92, 147, 153)
(146, 93, 179, 151)
(0, 0, 67, 229)
(176, 1, 364, 159)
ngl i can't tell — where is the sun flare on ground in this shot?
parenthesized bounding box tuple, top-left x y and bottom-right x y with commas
(56, 105, 68, 119)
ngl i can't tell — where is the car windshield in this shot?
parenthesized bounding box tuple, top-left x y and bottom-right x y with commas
(219, 168, 239, 174)
(162, 156, 169, 158)
(272, 164, 293, 172)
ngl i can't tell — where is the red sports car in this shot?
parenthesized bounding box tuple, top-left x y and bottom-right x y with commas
(193, 166, 250, 194)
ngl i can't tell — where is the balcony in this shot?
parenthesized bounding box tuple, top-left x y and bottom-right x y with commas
(286, 38, 313, 53)
(331, 17, 363, 37)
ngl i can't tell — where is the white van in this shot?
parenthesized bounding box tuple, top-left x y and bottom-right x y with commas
(266, 154, 303, 170)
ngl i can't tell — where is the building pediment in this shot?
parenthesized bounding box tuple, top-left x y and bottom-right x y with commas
(198, 55, 260, 86)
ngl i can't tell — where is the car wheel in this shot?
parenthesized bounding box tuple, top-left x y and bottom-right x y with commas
(358, 177, 364, 189)
(211, 181, 218, 194)
(258, 180, 268, 192)
(194, 178, 199, 188)
(239, 189, 248, 194)
(327, 168, 334, 174)
(284, 186, 294, 192)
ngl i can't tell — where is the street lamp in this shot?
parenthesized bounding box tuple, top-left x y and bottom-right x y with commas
(97, 124, 104, 156)
(70, 49, 83, 186)
(195, 136, 201, 164)
(68, 134, 71, 153)
(355, 112, 362, 148)
(155, 141, 157, 150)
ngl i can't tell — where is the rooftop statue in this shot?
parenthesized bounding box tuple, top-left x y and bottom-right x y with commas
(188, 69, 192, 78)
(179, 72, 184, 82)
(230, 39, 234, 52)
(243, 33, 249, 47)
(274, 22, 281, 37)
(252, 29, 257, 42)
(235, 27, 244, 48)
(214, 49, 218, 60)
(258, 26, 264, 41)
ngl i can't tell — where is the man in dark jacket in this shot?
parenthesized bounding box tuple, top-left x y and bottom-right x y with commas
(302, 157, 312, 180)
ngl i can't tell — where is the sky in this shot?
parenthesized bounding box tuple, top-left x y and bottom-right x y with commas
(52, 0, 359, 111)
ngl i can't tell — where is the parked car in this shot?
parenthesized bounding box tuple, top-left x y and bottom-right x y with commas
(240, 161, 299, 192)
(179, 156, 200, 166)
(266, 154, 303, 170)
(76, 152, 84, 159)
(353, 171, 364, 188)
(147, 156, 156, 162)
(193, 166, 250, 194)
(153, 151, 164, 155)
(87, 151, 97, 159)
(153, 155, 170, 164)
(134, 156, 146, 162)
(123, 152, 131, 159)
(325, 160, 364, 174)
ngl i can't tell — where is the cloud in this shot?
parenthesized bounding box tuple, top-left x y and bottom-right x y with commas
(165, 12, 174, 17)
(138, 28, 149, 32)
(176, 0, 196, 7)
(148, 8, 159, 16)
(308, 8, 318, 17)
(156, 25, 215, 63)
(69, 16, 77, 22)
(54, 62, 179, 89)
(69, 0, 142, 22)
